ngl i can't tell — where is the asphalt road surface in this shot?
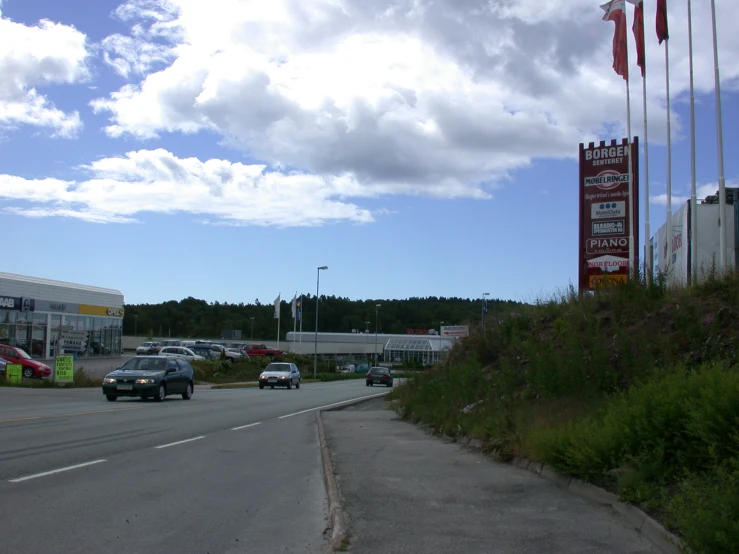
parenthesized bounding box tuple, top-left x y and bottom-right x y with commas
(0, 381, 388, 554)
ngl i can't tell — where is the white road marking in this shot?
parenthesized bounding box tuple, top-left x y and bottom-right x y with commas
(154, 436, 206, 449)
(9, 459, 107, 483)
(278, 392, 388, 419)
(231, 422, 262, 431)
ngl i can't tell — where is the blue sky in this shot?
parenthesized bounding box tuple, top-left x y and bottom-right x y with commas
(1, 0, 737, 306)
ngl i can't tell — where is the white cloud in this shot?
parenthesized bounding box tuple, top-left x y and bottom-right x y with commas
(0, 148, 374, 226)
(89, 0, 738, 198)
(101, 0, 181, 78)
(0, 13, 90, 136)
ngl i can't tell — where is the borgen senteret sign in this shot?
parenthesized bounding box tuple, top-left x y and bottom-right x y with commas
(578, 138, 639, 290)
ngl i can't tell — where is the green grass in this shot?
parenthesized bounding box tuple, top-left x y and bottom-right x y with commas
(390, 271, 739, 552)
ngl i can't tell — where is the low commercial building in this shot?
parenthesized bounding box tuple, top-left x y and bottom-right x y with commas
(0, 272, 124, 359)
(284, 331, 456, 365)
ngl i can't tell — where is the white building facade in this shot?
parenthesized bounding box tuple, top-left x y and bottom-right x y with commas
(0, 272, 124, 360)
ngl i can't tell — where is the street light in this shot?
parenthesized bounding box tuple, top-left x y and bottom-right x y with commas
(374, 303, 381, 366)
(314, 266, 328, 378)
(250, 317, 255, 339)
(481, 292, 490, 332)
(439, 321, 445, 364)
(134, 314, 138, 336)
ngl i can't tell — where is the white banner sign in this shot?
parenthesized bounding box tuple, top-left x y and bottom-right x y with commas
(441, 325, 469, 338)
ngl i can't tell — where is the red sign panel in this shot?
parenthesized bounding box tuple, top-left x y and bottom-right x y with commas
(578, 138, 639, 290)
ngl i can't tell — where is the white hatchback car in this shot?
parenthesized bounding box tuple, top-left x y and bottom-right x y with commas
(158, 346, 205, 361)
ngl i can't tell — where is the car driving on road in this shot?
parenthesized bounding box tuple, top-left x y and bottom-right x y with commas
(102, 355, 194, 402)
(259, 362, 301, 389)
(366, 367, 393, 387)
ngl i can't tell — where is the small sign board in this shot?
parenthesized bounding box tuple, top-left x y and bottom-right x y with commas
(5, 363, 22, 385)
(54, 356, 75, 384)
(440, 325, 469, 338)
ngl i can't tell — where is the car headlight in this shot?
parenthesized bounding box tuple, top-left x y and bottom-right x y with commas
(103, 377, 116, 384)
(279, 376, 286, 379)
(135, 378, 155, 384)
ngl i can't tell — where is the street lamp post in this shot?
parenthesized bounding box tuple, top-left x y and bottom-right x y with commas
(250, 317, 255, 339)
(314, 266, 328, 378)
(439, 321, 444, 364)
(134, 314, 138, 336)
(481, 292, 490, 332)
(374, 304, 381, 366)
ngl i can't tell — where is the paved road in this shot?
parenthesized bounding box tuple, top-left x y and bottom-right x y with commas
(0, 381, 388, 554)
(323, 398, 659, 554)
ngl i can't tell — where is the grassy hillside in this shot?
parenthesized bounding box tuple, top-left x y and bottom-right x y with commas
(390, 272, 739, 553)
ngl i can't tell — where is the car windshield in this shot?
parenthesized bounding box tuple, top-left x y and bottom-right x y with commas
(120, 358, 166, 371)
(265, 364, 291, 373)
(15, 348, 32, 360)
(140, 342, 152, 347)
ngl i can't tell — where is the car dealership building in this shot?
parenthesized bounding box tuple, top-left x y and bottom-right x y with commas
(0, 272, 124, 359)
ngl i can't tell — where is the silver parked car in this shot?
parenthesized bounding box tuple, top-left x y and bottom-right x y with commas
(258, 362, 301, 389)
(158, 346, 205, 361)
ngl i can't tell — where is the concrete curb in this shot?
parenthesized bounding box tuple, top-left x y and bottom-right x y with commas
(316, 410, 348, 552)
(482, 454, 683, 554)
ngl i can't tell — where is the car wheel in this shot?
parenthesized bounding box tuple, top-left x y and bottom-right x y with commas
(155, 383, 166, 402)
(182, 382, 193, 400)
(286, 380, 292, 390)
(259, 383, 264, 389)
(270, 385, 274, 389)
(22, 367, 34, 379)
(387, 383, 393, 387)
(140, 396, 149, 401)
(106, 395, 117, 402)
(366, 381, 370, 386)
(369, 382, 373, 386)
(296, 380, 300, 389)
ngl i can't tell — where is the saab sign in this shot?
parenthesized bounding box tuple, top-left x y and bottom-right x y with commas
(0, 296, 35, 311)
(591, 201, 625, 219)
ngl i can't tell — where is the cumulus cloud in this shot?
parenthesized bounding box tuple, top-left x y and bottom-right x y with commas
(0, 148, 374, 226)
(89, 0, 739, 197)
(0, 12, 90, 136)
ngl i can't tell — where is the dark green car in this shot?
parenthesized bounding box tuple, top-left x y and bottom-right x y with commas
(102, 356, 194, 402)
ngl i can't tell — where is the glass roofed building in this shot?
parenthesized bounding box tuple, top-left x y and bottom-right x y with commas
(384, 336, 454, 366)
(285, 330, 459, 365)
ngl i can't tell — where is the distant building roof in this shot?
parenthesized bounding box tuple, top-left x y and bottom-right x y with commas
(0, 272, 123, 297)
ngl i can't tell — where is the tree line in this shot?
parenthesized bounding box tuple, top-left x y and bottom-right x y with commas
(123, 295, 524, 340)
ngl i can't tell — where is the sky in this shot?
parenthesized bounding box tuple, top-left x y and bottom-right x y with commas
(1, 0, 737, 306)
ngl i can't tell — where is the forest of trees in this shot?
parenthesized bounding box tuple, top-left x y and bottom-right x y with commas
(123, 295, 525, 340)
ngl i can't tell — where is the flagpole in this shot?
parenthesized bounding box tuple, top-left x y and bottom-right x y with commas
(299, 295, 303, 344)
(688, 0, 698, 282)
(276, 294, 281, 351)
(664, 38, 673, 274)
(627, 78, 635, 278)
(710, 0, 727, 271)
(292, 292, 297, 353)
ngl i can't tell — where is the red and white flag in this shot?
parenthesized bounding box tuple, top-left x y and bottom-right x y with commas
(626, 0, 645, 77)
(601, 0, 629, 81)
(656, 0, 669, 44)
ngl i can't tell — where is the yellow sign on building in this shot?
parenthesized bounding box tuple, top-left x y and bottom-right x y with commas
(79, 305, 125, 317)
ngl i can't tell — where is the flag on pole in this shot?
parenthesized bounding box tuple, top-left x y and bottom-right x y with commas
(483, 298, 488, 315)
(296, 297, 302, 322)
(601, 0, 629, 81)
(626, 0, 645, 76)
(656, 0, 669, 44)
(291, 294, 297, 320)
(273, 294, 280, 319)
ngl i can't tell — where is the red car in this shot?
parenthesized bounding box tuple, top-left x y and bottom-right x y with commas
(244, 343, 284, 357)
(0, 344, 52, 379)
